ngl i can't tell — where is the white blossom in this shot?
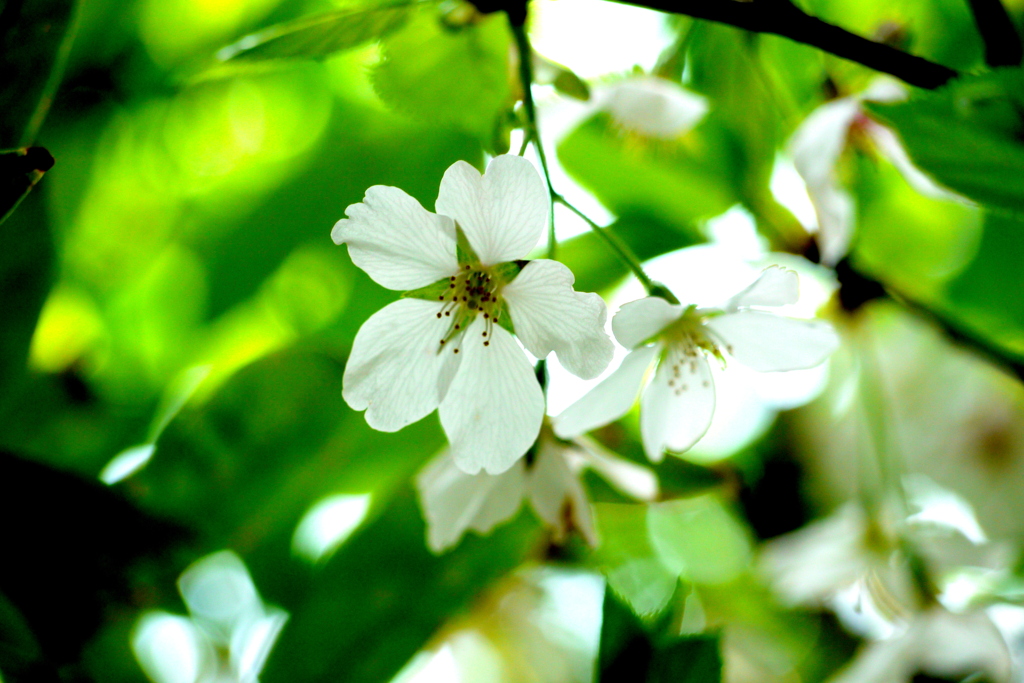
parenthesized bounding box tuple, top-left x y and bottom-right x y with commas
(333, 155, 613, 474)
(789, 79, 961, 265)
(601, 75, 709, 139)
(554, 266, 838, 461)
(415, 430, 657, 552)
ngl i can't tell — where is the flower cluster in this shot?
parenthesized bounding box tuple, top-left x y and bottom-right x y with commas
(332, 154, 839, 551)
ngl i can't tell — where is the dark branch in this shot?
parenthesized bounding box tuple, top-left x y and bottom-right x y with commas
(965, 0, 1023, 67)
(610, 0, 959, 90)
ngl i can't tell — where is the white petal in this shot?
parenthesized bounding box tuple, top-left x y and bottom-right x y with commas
(612, 297, 683, 349)
(552, 345, 658, 439)
(503, 259, 613, 379)
(640, 349, 715, 462)
(331, 185, 458, 290)
(573, 436, 659, 501)
(527, 443, 597, 546)
(415, 450, 526, 552)
(867, 123, 964, 202)
(434, 155, 548, 265)
(788, 97, 859, 193)
(706, 311, 839, 372)
(343, 298, 461, 431)
(809, 180, 856, 267)
(440, 319, 545, 474)
(602, 75, 709, 139)
(726, 265, 800, 310)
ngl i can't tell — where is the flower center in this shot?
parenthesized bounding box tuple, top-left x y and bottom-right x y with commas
(434, 264, 504, 353)
(660, 309, 728, 397)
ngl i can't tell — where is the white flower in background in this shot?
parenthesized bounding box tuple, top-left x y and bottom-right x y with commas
(415, 428, 658, 552)
(601, 75, 709, 139)
(789, 78, 960, 265)
(132, 551, 287, 683)
(761, 486, 1017, 683)
(333, 155, 613, 474)
(554, 266, 839, 462)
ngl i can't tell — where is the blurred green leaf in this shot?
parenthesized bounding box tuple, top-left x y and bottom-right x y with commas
(0, 185, 54, 416)
(123, 347, 445, 552)
(218, 3, 413, 62)
(0, 590, 51, 683)
(597, 589, 722, 683)
(867, 69, 1024, 214)
(557, 113, 735, 232)
(0, 451, 185, 671)
(262, 487, 539, 683)
(592, 503, 679, 618)
(0, 0, 78, 147)
(557, 213, 699, 294)
(647, 494, 752, 586)
(372, 8, 511, 138)
(941, 211, 1024, 361)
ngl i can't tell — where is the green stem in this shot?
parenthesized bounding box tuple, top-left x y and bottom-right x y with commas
(511, 22, 557, 260)
(555, 196, 670, 298)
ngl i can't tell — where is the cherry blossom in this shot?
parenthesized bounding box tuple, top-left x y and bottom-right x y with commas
(415, 429, 657, 552)
(333, 155, 613, 474)
(554, 266, 838, 461)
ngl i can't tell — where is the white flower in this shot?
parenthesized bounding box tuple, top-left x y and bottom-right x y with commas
(415, 430, 658, 552)
(332, 155, 613, 474)
(601, 75, 709, 139)
(554, 266, 839, 461)
(789, 79, 960, 265)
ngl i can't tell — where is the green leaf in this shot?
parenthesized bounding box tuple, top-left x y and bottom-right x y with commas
(597, 589, 722, 683)
(0, 0, 79, 147)
(647, 494, 752, 586)
(866, 69, 1024, 215)
(0, 451, 186, 669)
(0, 179, 54, 415)
(592, 503, 680, 618)
(941, 211, 1024, 361)
(262, 487, 539, 683)
(556, 114, 735, 232)
(218, 3, 413, 62)
(372, 8, 512, 138)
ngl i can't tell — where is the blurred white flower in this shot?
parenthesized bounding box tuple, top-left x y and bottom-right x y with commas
(600, 75, 708, 139)
(761, 491, 1015, 683)
(789, 79, 960, 265)
(554, 266, 838, 461)
(333, 154, 613, 474)
(133, 551, 287, 683)
(415, 429, 657, 552)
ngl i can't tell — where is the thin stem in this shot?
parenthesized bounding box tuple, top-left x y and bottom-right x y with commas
(511, 22, 557, 260)
(610, 0, 958, 90)
(554, 196, 660, 294)
(964, 0, 1023, 67)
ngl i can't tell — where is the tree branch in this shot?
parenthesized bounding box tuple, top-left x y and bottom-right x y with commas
(611, 0, 959, 90)
(964, 0, 1023, 67)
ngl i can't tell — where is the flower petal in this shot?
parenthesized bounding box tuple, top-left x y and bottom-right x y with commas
(612, 297, 683, 349)
(706, 311, 839, 372)
(343, 298, 461, 431)
(603, 75, 709, 139)
(552, 345, 658, 439)
(440, 319, 545, 474)
(415, 450, 526, 552)
(434, 155, 548, 264)
(640, 349, 715, 462)
(788, 97, 859, 195)
(503, 259, 613, 379)
(527, 443, 597, 546)
(726, 266, 800, 310)
(332, 185, 458, 290)
(573, 436, 659, 501)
